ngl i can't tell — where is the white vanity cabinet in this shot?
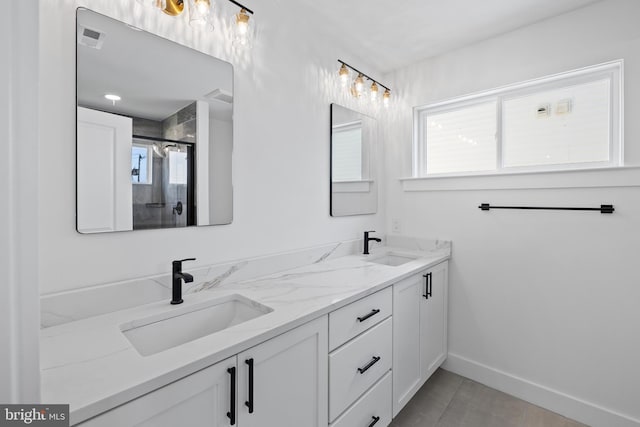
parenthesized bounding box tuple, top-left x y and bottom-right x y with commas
(329, 287, 393, 426)
(75, 316, 328, 427)
(392, 261, 448, 416)
(237, 315, 328, 427)
(76, 356, 237, 427)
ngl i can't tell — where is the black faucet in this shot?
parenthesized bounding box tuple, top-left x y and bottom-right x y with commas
(171, 258, 196, 305)
(363, 231, 382, 255)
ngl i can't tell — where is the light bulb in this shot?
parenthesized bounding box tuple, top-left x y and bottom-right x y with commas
(236, 9, 249, 35)
(189, 0, 213, 30)
(195, 0, 210, 14)
(338, 64, 349, 87)
(354, 74, 364, 95)
(370, 82, 379, 101)
(232, 8, 251, 45)
(383, 89, 391, 107)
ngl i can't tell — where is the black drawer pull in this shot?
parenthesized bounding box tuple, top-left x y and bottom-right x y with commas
(226, 367, 236, 425)
(245, 358, 254, 414)
(357, 309, 381, 322)
(357, 356, 381, 374)
(422, 272, 432, 299)
(368, 416, 381, 427)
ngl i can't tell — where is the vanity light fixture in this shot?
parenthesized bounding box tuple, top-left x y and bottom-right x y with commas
(338, 63, 350, 87)
(187, 0, 214, 30)
(137, 0, 256, 43)
(370, 82, 379, 102)
(354, 73, 365, 96)
(383, 88, 391, 107)
(337, 60, 391, 107)
(229, 2, 255, 47)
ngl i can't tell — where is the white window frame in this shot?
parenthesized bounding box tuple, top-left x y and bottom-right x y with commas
(131, 143, 153, 185)
(332, 120, 365, 182)
(413, 60, 623, 178)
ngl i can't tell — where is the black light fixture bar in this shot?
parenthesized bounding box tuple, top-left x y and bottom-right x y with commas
(338, 59, 390, 92)
(227, 0, 254, 14)
(478, 203, 615, 214)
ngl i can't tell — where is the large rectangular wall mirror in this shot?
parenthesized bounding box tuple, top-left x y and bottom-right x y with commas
(330, 104, 377, 216)
(76, 8, 233, 233)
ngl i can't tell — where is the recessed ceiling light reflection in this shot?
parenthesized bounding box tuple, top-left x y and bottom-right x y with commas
(104, 94, 121, 106)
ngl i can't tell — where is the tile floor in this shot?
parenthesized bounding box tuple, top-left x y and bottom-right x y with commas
(389, 369, 589, 427)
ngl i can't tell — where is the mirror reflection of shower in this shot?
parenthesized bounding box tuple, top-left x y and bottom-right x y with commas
(131, 136, 195, 230)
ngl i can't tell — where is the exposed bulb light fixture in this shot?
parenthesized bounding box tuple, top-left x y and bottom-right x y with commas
(138, 0, 256, 43)
(354, 74, 365, 95)
(338, 63, 350, 87)
(337, 60, 392, 107)
(383, 88, 391, 107)
(230, 5, 255, 47)
(188, 0, 213, 30)
(195, 0, 210, 14)
(370, 82, 379, 102)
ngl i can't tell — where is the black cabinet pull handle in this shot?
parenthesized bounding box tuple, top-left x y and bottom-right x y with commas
(422, 273, 429, 299)
(357, 309, 381, 322)
(245, 358, 254, 414)
(226, 367, 236, 425)
(357, 356, 381, 374)
(423, 272, 433, 299)
(368, 416, 381, 427)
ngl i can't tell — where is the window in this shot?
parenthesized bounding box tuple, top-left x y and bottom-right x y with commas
(332, 121, 363, 181)
(131, 144, 153, 184)
(414, 61, 622, 177)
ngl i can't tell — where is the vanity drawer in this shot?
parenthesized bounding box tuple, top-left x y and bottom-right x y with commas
(329, 317, 392, 421)
(329, 286, 392, 351)
(330, 371, 392, 427)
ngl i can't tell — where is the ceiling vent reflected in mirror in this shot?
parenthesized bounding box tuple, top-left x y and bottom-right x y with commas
(77, 25, 106, 49)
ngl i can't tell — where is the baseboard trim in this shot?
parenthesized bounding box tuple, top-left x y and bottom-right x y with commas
(442, 353, 640, 427)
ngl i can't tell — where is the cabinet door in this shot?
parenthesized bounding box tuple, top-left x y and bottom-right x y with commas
(237, 316, 328, 427)
(76, 357, 236, 427)
(420, 261, 448, 381)
(392, 273, 423, 417)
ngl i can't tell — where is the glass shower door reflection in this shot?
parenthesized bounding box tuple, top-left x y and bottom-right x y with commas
(132, 138, 195, 230)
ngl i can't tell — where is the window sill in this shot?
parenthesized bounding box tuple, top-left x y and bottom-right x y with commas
(332, 180, 373, 193)
(400, 166, 640, 191)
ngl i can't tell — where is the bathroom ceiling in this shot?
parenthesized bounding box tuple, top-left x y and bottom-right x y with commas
(296, 0, 602, 73)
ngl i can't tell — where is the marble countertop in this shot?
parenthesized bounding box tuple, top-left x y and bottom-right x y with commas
(40, 243, 450, 425)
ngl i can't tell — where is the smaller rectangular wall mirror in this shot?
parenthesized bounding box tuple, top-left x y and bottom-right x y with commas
(76, 8, 233, 233)
(330, 104, 378, 216)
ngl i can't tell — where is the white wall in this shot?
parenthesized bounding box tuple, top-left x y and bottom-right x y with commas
(39, 0, 385, 294)
(1, 0, 41, 403)
(384, 1, 640, 426)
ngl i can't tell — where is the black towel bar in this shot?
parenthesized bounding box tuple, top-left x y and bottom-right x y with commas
(478, 203, 614, 214)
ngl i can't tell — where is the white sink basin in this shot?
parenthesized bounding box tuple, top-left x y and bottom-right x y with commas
(121, 294, 272, 356)
(366, 252, 418, 267)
